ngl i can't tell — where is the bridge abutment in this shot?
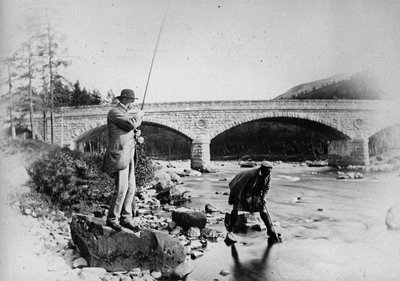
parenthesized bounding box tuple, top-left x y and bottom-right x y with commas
(191, 134, 211, 171)
(328, 138, 369, 166)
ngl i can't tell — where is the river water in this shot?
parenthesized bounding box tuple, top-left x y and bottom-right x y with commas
(174, 161, 400, 281)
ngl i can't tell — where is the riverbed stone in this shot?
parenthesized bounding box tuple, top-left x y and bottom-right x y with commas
(186, 227, 201, 238)
(169, 262, 194, 280)
(72, 257, 88, 268)
(205, 203, 219, 214)
(171, 208, 207, 230)
(153, 169, 174, 191)
(130, 268, 142, 277)
(151, 271, 162, 279)
(79, 267, 107, 281)
(167, 172, 183, 184)
(70, 214, 185, 272)
(385, 204, 400, 229)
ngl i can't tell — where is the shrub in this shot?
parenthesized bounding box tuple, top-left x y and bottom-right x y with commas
(27, 145, 156, 211)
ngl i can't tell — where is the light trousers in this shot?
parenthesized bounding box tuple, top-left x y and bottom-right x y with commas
(106, 152, 136, 224)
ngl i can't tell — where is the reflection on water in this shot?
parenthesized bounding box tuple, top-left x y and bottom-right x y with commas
(230, 238, 278, 281)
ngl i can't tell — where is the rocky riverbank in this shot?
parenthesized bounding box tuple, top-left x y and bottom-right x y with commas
(2, 148, 400, 281)
(0, 154, 230, 281)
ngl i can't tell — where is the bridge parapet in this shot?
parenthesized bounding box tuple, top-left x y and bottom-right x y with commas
(31, 99, 400, 168)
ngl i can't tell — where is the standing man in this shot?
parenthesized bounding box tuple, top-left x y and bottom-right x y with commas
(226, 161, 281, 243)
(102, 89, 144, 231)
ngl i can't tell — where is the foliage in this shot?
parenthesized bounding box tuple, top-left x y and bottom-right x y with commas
(26, 143, 157, 212)
(1, 16, 104, 142)
(69, 81, 101, 106)
(135, 145, 157, 187)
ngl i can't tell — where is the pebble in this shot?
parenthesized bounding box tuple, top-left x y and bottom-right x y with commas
(142, 269, 151, 276)
(72, 257, 88, 268)
(104, 275, 120, 281)
(190, 240, 203, 249)
(187, 227, 201, 238)
(170, 226, 183, 235)
(130, 268, 142, 277)
(219, 269, 231, 276)
(79, 267, 107, 280)
(191, 250, 204, 259)
(151, 271, 162, 279)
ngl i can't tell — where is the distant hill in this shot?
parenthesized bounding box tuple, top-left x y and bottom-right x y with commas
(274, 72, 385, 100)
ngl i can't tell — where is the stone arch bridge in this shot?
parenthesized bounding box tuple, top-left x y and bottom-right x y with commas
(33, 100, 400, 169)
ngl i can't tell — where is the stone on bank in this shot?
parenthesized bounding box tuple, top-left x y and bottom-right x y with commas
(70, 214, 185, 272)
(171, 207, 207, 230)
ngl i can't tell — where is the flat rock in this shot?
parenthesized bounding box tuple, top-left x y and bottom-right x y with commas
(79, 267, 107, 281)
(169, 262, 194, 279)
(70, 214, 185, 272)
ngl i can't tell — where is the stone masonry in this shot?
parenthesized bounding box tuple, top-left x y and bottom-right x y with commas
(31, 99, 400, 168)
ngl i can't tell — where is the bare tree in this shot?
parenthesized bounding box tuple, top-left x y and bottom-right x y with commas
(14, 37, 40, 138)
(1, 56, 18, 138)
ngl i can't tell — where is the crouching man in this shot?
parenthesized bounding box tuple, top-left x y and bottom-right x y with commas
(226, 161, 281, 244)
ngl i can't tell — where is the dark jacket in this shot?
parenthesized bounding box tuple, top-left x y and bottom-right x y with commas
(228, 168, 271, 209)
(102, 103, 142, 173)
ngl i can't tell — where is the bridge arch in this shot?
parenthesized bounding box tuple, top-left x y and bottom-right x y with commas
(71, 117, 195, 150)
(143, 117, 195, 141)
(209, 111, 352, 140)
(71, 121, 107, 149)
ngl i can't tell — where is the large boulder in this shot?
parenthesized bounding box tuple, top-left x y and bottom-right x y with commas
(70, 214, 185, 272)
(171, 208, 207, 230)
(152, 169, 174, 191)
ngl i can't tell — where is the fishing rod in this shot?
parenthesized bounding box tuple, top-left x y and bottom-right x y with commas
(141, 8, 169, 110)
(134, 7, 169, 144)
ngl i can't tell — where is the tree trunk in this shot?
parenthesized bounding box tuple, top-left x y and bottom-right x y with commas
(9, 108, 16, 138)
(7, 63, 16, 138)
(50, 110, 54, 144)
(42, 111, 47, 141)
(47, 21, 55, 144)
(28, 45, 36, 139)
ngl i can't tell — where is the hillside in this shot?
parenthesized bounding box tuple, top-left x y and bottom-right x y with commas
(274, 72, 385, 100)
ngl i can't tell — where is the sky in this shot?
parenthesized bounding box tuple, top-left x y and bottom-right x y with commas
(1, 0, 400, 103)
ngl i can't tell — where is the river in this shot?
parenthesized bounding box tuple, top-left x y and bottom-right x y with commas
(173, 161, 400, 281)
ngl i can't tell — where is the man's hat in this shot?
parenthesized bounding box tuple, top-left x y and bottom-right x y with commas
(261, 161, 273, 168)
(116, 89, 138, 100)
